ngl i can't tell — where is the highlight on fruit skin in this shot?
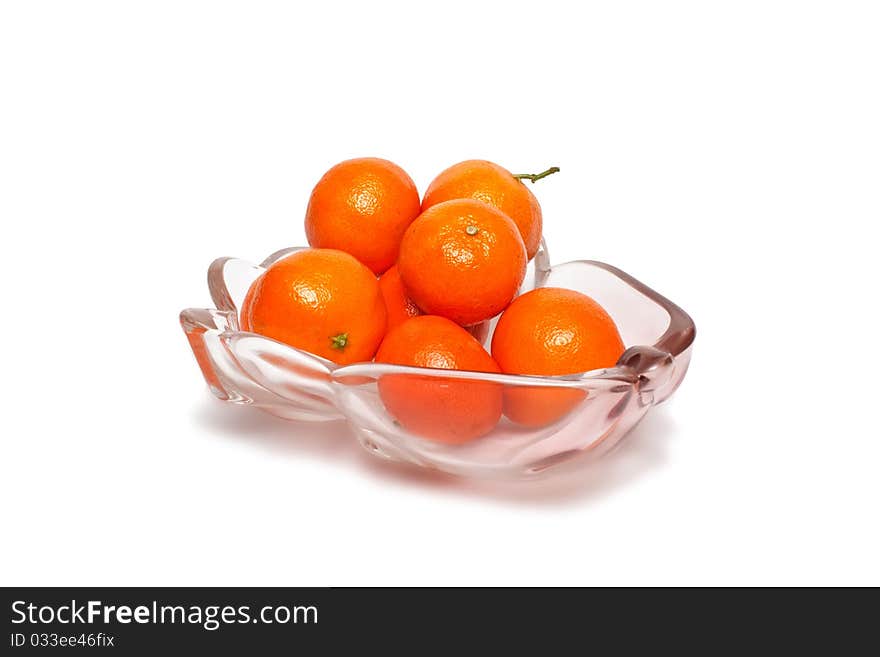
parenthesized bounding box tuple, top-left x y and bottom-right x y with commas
(374, 315, 503, 444)
(240, 248, 387, 365)
(397, 198, 527, 327)
(421, 159, 557, 261)
(491, 287, 625, 427)
(305, 157, 421, 275)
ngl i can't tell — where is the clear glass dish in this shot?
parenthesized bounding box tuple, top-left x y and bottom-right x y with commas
(180, 240, 695, 479)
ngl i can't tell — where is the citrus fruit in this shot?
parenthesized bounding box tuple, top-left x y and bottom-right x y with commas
(305, 157, 420, 275)
(379, 265, 492, 338)
(375, 315, 503, 444)
(240, 248, 387, 365)
(491, 287, 625, 427)
(421, 160, 557, 260)
(378, 265, 422, 332)
(397, 199, 527, 326)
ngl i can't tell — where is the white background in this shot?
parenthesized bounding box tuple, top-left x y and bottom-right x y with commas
(1, 1, 878, 586)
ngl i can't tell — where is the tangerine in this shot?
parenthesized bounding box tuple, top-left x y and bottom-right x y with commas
(491, 287, 625, 427)
(375, 315, 502, 444)
(378, 265, 422, 332)
(240, 248, 386, 365)
(421, 160, 557, 260)
(305, 157, 420, 274)
(379, 265, 490, 339)
(397, 199, 526, 326)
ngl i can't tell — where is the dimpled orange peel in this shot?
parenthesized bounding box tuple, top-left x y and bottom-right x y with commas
(241, 248, 387, 365)
(305, 157, 421, 275)
(421, 160, 559, 260)
(491, 287, 625, 427)
(397, 199, 527, 327)
(375, 315, 503, 443)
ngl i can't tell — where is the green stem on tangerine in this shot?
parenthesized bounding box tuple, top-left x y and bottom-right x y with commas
(330, 333, 349, 350)
(512, 166, 560, 184)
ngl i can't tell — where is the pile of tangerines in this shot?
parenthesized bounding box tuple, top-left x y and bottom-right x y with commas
(241, 158, 625, 444)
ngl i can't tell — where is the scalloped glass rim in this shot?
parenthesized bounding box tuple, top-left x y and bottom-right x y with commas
(180, 240, 695, 479)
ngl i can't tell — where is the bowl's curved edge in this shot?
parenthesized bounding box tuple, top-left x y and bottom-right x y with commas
(179, 307, 344, 420)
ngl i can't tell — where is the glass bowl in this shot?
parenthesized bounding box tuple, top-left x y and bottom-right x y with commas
(180, 240, 695, 479)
